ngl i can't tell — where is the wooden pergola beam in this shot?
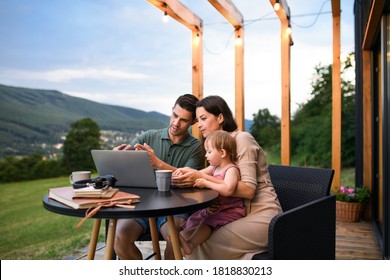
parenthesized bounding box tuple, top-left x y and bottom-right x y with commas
(270, 0, 291, 166)
(208, 0, 243, 27)
(270, 0, 290, 22)
(147, 0, 203, 32)
(208, 0, 245, 130)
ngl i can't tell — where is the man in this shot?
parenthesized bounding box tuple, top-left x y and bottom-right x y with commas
(113, 94, 204, 259)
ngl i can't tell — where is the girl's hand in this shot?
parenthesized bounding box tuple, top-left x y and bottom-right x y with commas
(171, 167, 201, 187)
(194, 178, 207, 188)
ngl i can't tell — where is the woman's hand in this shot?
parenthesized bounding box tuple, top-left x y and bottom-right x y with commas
(172, 169, 183, 176)
(171, 167, 202, 187)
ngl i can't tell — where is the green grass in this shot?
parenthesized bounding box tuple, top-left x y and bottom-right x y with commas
(0, 176, 104, 260)
(265, 150, 356, 186)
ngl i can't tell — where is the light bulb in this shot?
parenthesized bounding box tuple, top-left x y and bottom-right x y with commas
(287, 24, 292, 35)
(194, 33, 200, 45)
(162, 12, 169, 23)
(235, 36, 242, 46)
(274, 0, 280, 11)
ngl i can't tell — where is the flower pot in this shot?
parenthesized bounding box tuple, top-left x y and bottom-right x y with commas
(336, 201, 365, 222)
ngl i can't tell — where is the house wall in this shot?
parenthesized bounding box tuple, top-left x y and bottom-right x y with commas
(354, 0, 390, 260)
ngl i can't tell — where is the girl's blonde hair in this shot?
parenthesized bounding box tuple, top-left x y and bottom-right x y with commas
(205, 130, 237, 162)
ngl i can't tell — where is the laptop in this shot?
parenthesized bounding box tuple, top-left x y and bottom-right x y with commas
(91, 150, 157, 188)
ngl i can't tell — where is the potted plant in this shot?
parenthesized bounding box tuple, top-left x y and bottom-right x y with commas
(333, 185, 371, 222)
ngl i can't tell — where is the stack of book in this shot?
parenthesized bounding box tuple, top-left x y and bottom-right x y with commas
(48, 186, 140, 209)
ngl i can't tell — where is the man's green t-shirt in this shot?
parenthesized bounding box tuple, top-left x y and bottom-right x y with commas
(131, 127, 204, 170)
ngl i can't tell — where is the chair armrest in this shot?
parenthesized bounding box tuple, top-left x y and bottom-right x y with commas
(268, 194, 335, 260)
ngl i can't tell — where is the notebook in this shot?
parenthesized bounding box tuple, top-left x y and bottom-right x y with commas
(91, 150, 157, 188)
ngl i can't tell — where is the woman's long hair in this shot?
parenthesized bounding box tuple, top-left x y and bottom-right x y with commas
(196, 95, 238, 132)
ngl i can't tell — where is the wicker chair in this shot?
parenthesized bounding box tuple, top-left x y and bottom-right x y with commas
(252, 164, 335, 260)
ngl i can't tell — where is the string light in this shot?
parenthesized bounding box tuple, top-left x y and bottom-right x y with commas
(194, 33, 200, 45)
(274, 0, 281, 11)
(235, 35, 242, 46)
(286, 23, 292, 35)
(162, 11, 169, 23)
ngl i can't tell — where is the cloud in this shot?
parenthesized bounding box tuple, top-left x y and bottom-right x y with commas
(0, 0, 355, 120)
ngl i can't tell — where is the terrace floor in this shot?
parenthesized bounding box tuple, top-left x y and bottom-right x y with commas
(69, 220, 383, 260)
(336, 220, 382, 260)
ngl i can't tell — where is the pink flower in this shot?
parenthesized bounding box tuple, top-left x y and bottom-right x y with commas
(347, 188, 355, 195)
(333, 185, 370, 203)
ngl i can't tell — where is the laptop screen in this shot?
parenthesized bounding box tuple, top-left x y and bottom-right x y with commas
(91, 150, 157, 188)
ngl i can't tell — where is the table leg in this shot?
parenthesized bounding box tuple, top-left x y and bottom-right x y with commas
(104, 219, 117, 260)
(167, 216, 183, 260)
(87, 219, 101, 260)
(149, 217, 161, 260)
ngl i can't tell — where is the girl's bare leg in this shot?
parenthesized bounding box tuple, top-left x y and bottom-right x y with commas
(179, 224, 212, 255)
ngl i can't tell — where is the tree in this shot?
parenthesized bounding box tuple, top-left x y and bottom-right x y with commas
(62, 118, 101, 172)
(291, 53, 355, 167)
(249, 53, 355, 168)
(250, 108, 280, 152)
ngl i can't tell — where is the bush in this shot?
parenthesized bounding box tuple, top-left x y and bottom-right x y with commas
(0, 154, 67, 183)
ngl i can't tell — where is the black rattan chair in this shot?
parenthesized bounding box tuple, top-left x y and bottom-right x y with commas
(252, 164, 335, 260)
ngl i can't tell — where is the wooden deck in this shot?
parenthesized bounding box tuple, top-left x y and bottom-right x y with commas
(336, 220, 382, 260)
(73, 220, 383, 260)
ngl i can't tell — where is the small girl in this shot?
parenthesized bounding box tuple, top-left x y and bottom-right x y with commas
(176, 130, 246, 255)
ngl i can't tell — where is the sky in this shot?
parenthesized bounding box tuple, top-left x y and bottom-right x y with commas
(0, 0, 355, 119)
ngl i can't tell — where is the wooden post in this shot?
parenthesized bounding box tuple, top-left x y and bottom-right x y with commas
(280, 20, 291, 166)
(208, 0, 244, 130)
(235, 27, 245, 131)
(362, 50, 373, 216)
(269, 0, 291, 165)
(192, 30, 203, 139)
(331, 0, 341, 189)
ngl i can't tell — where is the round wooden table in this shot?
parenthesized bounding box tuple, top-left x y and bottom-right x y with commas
(43, 187, 218, 260)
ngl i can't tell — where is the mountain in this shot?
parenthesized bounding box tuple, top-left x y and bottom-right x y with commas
(0, 84, 254, 158)
(245, 119, 253, 132)
(0, 84, 169, 157)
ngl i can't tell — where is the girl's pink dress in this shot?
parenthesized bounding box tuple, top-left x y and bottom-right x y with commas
(182, 164, 246, 230)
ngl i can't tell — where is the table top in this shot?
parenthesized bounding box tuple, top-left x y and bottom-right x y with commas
(43, 187, 219, 219)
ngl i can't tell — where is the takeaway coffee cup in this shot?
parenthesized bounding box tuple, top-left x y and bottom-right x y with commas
(155, 170, 172, 192)
(69, 171, 91, 184)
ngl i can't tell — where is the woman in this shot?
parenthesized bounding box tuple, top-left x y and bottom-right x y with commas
(172, 95, 282, 259)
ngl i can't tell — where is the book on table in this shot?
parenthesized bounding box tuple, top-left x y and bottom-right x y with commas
(48, 186, 140, 209)
(73, 186, 119, 198)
